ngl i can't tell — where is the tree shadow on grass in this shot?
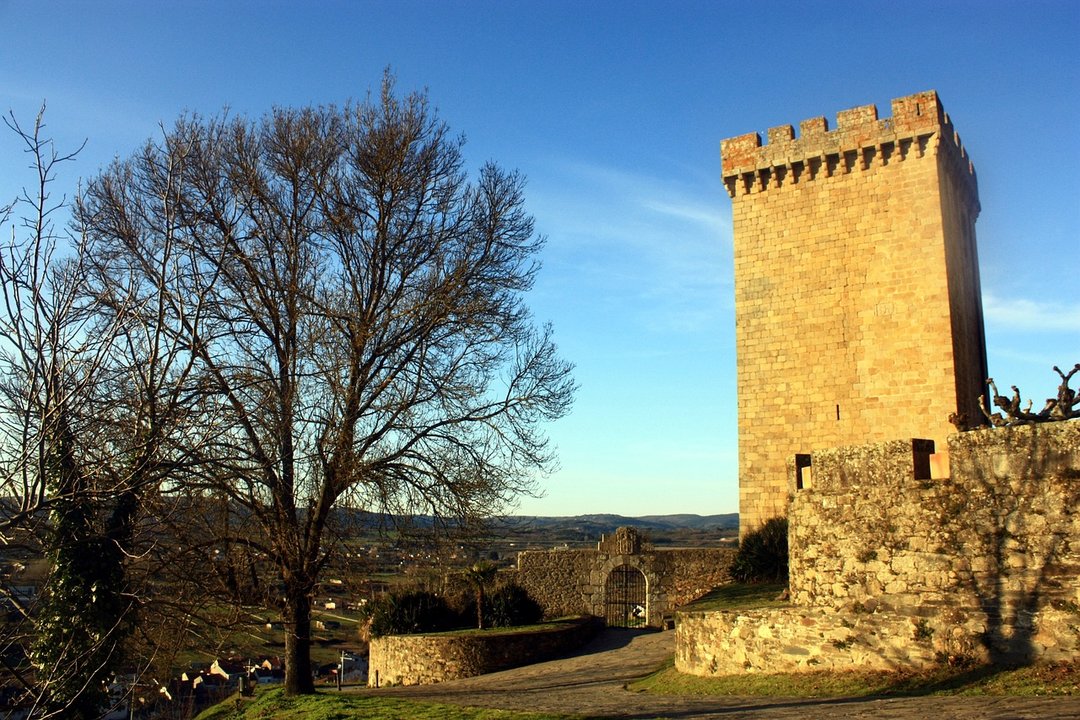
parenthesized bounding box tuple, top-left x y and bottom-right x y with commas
(876, 662, 1009, 696)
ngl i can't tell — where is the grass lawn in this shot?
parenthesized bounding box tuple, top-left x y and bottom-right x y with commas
(194, 687, 578, 720)
(164, 601, 366, 672)
(430, 617, 586, 637)
(195, 583, 1078, 718)
(630, 656, 1080, 698)
(680, 582, 789, 612)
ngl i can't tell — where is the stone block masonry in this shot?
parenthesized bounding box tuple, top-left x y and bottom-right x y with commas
(722, 91, 988, 536)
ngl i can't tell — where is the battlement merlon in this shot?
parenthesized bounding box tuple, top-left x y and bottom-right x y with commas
(720, 91, 978, 201)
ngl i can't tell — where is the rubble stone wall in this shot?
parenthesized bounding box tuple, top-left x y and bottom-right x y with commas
(677, 423, 1080, 674)
(514, 548, 597, 618)
(368, 617, 599, 687)
(789, 425, 1079, 645)
(676, 604, 1079, 675)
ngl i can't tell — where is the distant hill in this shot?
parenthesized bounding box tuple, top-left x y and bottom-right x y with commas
(496, 513, 739, 535)
(329, 508, 739, 544)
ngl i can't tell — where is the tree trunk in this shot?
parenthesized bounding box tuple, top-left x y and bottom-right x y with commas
(283, 590, 315, 694)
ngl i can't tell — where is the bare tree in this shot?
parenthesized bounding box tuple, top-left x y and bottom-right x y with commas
(0, 107, 90, 540)
(1, 106, 210, 718)
(77, 74, 576, 694)
(0, 106, 130, 718)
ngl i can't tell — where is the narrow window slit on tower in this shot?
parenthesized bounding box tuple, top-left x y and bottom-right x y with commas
(836, 404, 841, 421)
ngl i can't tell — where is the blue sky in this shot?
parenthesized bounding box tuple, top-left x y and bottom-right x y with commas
(2, 1, 1077, 517)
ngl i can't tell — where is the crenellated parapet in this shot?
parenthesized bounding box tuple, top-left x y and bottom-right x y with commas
(721, 90, 978, 210)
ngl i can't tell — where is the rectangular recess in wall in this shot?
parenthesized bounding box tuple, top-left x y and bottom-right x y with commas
(795, 454, 812, 490)
(911, 438, 935, 481)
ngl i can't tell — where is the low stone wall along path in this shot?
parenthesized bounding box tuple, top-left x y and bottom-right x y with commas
(357, 628, 1080, 719)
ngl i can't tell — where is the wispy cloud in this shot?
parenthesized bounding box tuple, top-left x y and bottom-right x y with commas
(642, 197, 729, 236)
(983, 293, 1080, 332)
(527, 158, 734, 334)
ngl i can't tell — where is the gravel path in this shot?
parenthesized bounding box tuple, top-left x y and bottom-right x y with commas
(360, 628, 1080, 719)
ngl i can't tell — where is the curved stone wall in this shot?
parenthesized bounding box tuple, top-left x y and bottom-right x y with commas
(677, 604, 1080, 675)
(368, 616, 600, 687)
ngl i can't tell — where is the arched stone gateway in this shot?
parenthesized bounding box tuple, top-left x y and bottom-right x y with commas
(515, 527, 735, 629)
(603, 565, 647, 628)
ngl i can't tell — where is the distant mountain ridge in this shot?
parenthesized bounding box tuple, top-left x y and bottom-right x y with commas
(499, 513, 739, 533)
(327, 508, 739, 539)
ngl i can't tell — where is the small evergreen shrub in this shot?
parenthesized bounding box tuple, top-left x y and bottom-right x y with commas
(364, 590, 459, 637)
(731, 516, 789, 583)
(485, 583, 543, 628)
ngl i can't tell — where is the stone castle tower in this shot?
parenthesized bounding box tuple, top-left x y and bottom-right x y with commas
(721, 90, 988, 535)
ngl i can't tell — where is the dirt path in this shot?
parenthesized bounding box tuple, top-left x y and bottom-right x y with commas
(360, 629, 1080, 719)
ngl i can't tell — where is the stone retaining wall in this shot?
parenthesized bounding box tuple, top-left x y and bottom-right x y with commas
(677, 423, 1080, 674)
(676, 605, 1080, 675)
(789, 423, 1079, 665)
(368, 616, 600, 687)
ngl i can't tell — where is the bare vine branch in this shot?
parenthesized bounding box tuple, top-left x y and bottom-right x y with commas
(976, 364, 1080, 427)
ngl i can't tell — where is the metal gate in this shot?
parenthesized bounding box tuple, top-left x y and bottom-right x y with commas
(604, 565, 647, 628)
